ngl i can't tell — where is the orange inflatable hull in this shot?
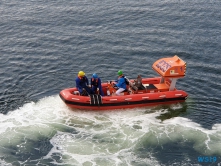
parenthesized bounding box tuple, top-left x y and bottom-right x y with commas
(59, 77, 188, 110)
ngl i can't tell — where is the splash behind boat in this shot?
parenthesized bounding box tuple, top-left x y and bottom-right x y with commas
(59, 55, 188, 110)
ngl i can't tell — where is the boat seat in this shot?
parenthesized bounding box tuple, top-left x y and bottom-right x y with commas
(154, 83, 169, 92)
(137, 84, 146, 90)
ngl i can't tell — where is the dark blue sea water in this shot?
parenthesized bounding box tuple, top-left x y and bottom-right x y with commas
(1, 0, 221, 165)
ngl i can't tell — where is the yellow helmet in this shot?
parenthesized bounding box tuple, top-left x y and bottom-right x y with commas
(78, 71, 85, 77)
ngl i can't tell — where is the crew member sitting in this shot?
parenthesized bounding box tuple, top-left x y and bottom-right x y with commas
(112, 70, 127, 95)
(134, 75, 145, 90)
(75, 71, 92, 96)
(90, 73, 104, 96)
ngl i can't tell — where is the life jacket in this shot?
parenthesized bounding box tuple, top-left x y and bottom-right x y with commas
(78, 76, 87, 85)
(91, 78, 99, 86)
(79, 76, 86, 80)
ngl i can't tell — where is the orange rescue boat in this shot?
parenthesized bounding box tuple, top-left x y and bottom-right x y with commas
(59, 55, 188, 110)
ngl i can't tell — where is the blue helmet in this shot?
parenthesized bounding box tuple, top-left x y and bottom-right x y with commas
(92, 73, 98, 78)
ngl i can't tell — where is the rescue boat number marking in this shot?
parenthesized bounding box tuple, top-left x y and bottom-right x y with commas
(156, 60, 171, 72)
